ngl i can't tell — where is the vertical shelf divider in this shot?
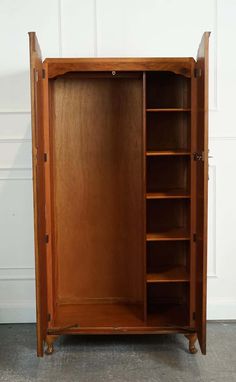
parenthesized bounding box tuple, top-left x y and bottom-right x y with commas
(143, 71, 147, 322)
(189, 66, 197, 327)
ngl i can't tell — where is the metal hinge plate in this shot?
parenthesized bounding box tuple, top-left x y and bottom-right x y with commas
(192, 311, 196, 320)
(42, 69, 46, 79)
(194, 67, 202, 78)
(193, 233, 197, 242)
(44, 153, 48, 162)
(45, 234, 49, 244)
(34, 69, 39, 82)
(193, 152, 204, 161)
(48, 313, 51, 322)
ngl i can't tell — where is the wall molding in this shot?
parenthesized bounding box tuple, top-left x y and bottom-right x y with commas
(0, 177, 32, 181)
(210, 0, 219, 111)
(0, 167, 32, 170)
(207, 300, 236, 320)
(0, 267, 35, 281)
(0, 166, 32, 180)
(57, 0, 63, 57)
(207, 164, 217, 278)
(210, 136, 236, 141)
(0, 110, 30, 114)
(0, 138, 31, 143)
(0, 301, 36, 323)
(93, 0, 98, 56)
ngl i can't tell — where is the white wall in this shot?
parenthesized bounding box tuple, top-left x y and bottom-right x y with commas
(0, 0, 235, 322)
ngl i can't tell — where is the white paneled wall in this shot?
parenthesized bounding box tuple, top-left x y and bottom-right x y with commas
(0, 0, 235, 322)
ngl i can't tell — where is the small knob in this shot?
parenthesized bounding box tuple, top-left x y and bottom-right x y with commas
(112, 71, 116, 76)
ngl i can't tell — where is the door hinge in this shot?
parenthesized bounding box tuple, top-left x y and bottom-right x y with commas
(193, 233, 197, 242)
(194, 67, 202, 78)
(193, 152, 204, 161)
(47, 313, 51, 322)
(34, 69, 39, 82)
(45, 234, 49, 244)
(192, 311, 196, 320)
(42, 68, 46, 79)
(44, 153, 48, 162)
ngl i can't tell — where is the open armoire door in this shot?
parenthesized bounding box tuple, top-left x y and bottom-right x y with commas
(29, 32, 48, 356)
(28, 32, 210, 357)
(195, 32, 210, 355)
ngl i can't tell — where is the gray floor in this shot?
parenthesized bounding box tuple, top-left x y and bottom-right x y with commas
(0, 323, 236, 382)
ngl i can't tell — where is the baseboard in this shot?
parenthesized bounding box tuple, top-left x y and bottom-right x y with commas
(0, 301, 36, 323)
(207, 300, 236, 320)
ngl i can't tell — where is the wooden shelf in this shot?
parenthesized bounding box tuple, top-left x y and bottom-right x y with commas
(146, 228, 190, 241)
(54, 302, 189, 330)
(146, 108, 191, 112)
(55, 303, 144, 328)
(146, 189, 190, 199)
(146, 150, 190, 156)
(146, 266, 189, 283)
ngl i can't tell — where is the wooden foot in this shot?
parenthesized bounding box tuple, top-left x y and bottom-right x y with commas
(185, 333, 198, 354)
(45, 335, 58, 355)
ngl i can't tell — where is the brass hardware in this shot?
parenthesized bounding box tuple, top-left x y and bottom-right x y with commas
(112, 71, 116, 76)
(193, 152, 204, 161)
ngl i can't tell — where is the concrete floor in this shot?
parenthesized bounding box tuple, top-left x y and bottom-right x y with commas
(0, 323, 236, 382)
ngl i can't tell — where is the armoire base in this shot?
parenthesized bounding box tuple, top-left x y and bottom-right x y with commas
(44, 331, 198, 356)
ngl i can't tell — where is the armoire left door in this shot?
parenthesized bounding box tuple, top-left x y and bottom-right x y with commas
(29, 32, 48, 357)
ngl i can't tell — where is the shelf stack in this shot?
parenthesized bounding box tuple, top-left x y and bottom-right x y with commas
(144, 71, 191, 326)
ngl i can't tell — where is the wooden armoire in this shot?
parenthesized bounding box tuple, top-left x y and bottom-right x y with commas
(29, 32, 210, 357)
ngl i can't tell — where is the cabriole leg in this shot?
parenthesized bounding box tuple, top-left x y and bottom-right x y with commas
(45, 335, 58, 355)
(185, 333, 198, 354)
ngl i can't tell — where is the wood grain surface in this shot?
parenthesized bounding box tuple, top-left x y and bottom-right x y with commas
(49, 74, 144, 316)
(28, 32, 47, 357)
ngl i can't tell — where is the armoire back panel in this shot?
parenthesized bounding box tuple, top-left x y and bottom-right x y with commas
(49, 74, 144, 306)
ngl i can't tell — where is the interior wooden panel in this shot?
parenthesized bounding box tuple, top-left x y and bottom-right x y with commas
(49, 74, 144, 315)
(147, 283, 188, 304)
(147, 283, 189, 326)
(147, 199, 190, 235)
(55, 302, 188, 329)
(55, 304, 143, 327)
(146, 72, 191, 109)
(146, 156, 190, 194)
(147, 242, 189, 273)
(147, 304, 188, 326)
(146, 112, 190, 151)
